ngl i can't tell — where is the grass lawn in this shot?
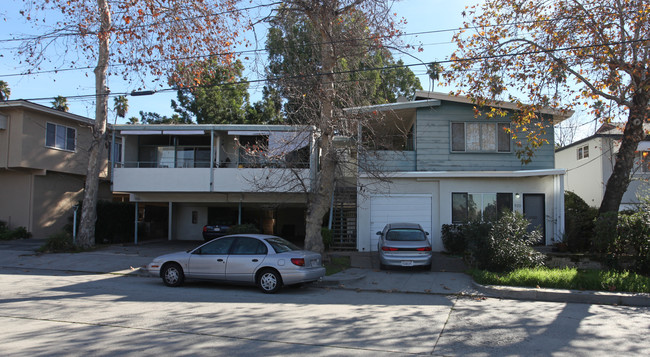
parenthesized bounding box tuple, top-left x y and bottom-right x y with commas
(325, 255, 351, 276)
(471, 267, 650, 294)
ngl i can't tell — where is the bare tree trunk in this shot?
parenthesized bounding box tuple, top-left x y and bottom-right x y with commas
(599, 99, 648, 214)
(303, 6, 337, 254)
(304, 138, 336, 252)
(76, 0, 111, 248)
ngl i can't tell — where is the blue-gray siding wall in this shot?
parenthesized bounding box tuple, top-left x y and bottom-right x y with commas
(412, 102, 555, 171)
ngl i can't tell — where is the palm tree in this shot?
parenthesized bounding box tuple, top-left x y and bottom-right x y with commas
(0, 81, 10, 101)
(113, 95, 129, 123)
(51, 96, 69, 112)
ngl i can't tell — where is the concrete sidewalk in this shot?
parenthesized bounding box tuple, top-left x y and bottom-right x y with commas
(1, 238, 649, 306)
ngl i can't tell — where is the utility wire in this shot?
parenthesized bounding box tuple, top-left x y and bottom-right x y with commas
(0, 12, 600, 76)
(6, 37, 648, 103)
(0, 1, 281, 43)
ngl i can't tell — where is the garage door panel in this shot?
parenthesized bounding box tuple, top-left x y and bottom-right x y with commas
(370, 195, 432, 251)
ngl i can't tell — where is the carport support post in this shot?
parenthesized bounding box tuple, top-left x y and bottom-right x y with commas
(168, 202, 173, 241)
(134, 201, 139, 245)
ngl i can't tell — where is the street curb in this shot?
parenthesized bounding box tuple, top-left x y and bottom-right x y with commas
(317, 271, 368, 287)
(0, 265, 152, 277)
(473, 282, 650, 307)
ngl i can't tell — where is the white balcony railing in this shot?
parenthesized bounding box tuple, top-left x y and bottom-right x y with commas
(113, 167, 311, 193)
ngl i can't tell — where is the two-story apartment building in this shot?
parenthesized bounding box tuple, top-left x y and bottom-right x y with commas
(111, 124, 315, 243)
(555, 123, 650, 210)
(0, 100, 111, 237)
(352, 91, 570, 252)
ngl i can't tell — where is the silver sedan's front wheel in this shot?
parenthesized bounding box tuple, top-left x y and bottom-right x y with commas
(162, 263, 184, 287)
(258, 269, 282, 294)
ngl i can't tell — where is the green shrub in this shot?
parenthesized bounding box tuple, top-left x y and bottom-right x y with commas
(591, 209, 650, 275)
(39, 231, 77, 253)
(321, 227, 332, 250)
(228, 224, 260, 234)
(592, 211, 619, 253)
(564, 191, 598, 252)
(441, 221, 492, 255)
(0, 223, 31, 241)
(466, 211, 545, 272)
(441, 224, 466, 254)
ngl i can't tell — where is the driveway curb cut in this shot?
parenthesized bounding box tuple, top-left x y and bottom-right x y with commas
(472, 282, 650, 306)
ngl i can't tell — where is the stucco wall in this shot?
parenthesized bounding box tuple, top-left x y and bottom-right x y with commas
(0, 170, 32, 231)
(556, 137, 604, 207)
(32, 172, 86, 238)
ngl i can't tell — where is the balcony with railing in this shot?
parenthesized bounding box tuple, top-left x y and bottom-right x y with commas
(111, 127, 312, 193)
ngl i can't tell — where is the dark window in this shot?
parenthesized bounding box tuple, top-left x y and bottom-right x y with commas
(451, 122, 511, 153)
(230, 237, 268, 255)
(452, 192, 513, 223)
(452, 193, 468, 223)
(497, 193, 514, 218)
(46, 122, 76, 151)
(451, 123, 465, 152)
(577, 145, 589, 160)
(497, 123, 511, 152)
(196, 237, 235, 255)
(108, 141, 123, 162)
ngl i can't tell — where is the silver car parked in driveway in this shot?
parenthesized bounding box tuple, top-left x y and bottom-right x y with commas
(377, 223, 432, 270)
(146, 234, 326, 293)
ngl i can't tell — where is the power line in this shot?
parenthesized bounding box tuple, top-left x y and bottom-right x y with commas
(6, 37, 649, 104)
(0, 12, 590, 77)
(0, 2, 281, 44)
(0, 27, 457, 78)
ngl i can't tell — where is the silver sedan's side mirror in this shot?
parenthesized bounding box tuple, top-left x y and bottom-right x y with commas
(376, 231, 382, 235)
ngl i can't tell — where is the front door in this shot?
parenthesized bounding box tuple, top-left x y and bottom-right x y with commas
(523, 194, 545, 245)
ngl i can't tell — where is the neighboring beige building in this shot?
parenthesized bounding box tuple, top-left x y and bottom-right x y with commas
(0, 100, 111, 238)
(555, 123, 650, 210)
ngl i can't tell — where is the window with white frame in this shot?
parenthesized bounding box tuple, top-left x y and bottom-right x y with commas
(451, 122, 511, 152)
(452, 192, 513, 223)
(45, 123, 76, 151)
(576, 144, 589, 160)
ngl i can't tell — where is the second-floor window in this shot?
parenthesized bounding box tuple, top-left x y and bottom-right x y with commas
(108, 141, 123, 163)
(46, 123, 76, 152)
(451, 122, 511, 153)
(577, 145, 589, 160)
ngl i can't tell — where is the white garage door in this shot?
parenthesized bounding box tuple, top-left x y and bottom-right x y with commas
(370, 195, 432, 251)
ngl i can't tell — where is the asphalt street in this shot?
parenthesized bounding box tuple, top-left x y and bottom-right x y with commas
(1, 266, 649, 356)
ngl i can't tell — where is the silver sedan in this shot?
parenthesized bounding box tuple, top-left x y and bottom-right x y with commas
(377, 223, 432, 270)
(146, 234, 326, 293)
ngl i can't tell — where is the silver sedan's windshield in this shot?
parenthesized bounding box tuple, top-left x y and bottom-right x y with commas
(265, 237, 301, 253)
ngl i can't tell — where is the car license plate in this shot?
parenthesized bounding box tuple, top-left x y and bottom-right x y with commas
(311, 259, 320, 267)
(401, 261, 414, 267)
